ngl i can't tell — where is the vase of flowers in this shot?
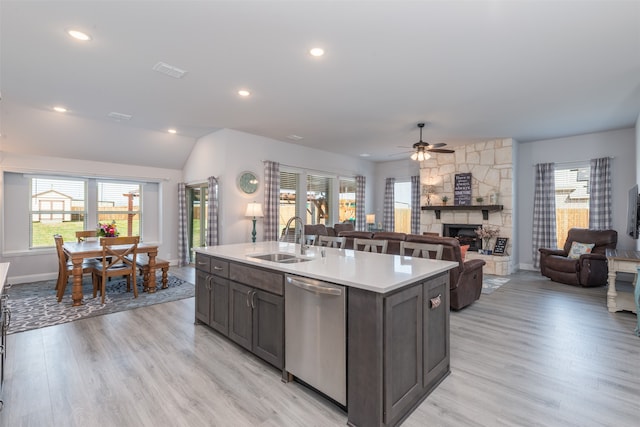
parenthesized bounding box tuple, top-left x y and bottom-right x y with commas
(97, 221, 119, 237)
(475, 225, 500, 254)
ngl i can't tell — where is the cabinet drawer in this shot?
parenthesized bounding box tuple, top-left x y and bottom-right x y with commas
(229, 263, 284, 296)
(195, 253, 211, 272)
(210, 258, 229, 278)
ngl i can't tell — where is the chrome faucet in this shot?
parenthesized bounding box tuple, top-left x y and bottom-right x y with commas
(283, 216, 308, 255)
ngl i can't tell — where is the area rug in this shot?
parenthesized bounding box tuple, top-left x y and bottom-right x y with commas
(482, 275, 510, 295)
(6, 272, 194, 334)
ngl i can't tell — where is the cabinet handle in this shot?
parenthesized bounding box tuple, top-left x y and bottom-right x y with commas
(213, 266, 223, 271)
(251, 291, 256, 309)
(430, 294, 442, 309)
(206, 275, 212, 291)
(246, 290, 252, 307)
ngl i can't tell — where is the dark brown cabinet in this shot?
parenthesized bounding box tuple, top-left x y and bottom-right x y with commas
(194, 254, 229, 335)
(196, 254, 284, 370)
(348, 271, 450, 427)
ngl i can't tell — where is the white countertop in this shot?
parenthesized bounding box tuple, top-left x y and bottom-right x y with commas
(195, 242, 457, 294)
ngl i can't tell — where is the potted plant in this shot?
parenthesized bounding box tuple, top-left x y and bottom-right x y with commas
(476, 196, 484, 204)
(441, 195, 449, 205)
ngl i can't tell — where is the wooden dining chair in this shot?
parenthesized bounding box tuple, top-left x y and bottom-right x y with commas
(54, 234, 98, 302)
(92, 236, 140, 304)
(318, 235, 346, 249)
(353, 238, 388, 254)
(400, 241, 444, 260)
(76, 230, 98, 242)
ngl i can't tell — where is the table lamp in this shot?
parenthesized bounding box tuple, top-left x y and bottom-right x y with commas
(366, 213, 375, 231)
(245, 202, 264, 243)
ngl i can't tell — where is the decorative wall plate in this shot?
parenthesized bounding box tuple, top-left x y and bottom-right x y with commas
(238, 171, 259, 194)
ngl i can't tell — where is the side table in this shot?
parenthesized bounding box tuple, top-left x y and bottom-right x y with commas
(605, 249, 639, 313)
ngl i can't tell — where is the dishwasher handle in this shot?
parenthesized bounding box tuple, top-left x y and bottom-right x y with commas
(286, 276, 343, 296)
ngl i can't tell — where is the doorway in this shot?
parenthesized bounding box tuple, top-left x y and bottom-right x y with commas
(187, 184, 208, 263)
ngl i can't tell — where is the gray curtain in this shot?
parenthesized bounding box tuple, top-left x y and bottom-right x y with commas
(263, 161, 280, 241)
(410, 176, 420, 235)
(207, 176, 219, 246)
(177, 182, 189, 267)
(383, 177, 395, 232)
(355, 175, 366, 231)
(532, 163, 557, 268)
(588, 157, 612, 230)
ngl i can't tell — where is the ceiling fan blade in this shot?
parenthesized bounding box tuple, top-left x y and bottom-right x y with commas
(427, 142, 447, 148)
(427, 148, 455, 153)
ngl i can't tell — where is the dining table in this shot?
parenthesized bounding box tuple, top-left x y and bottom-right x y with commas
(63, 241, 159, 306)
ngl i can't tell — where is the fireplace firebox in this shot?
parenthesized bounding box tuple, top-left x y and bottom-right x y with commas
(443, 224, 482, 251)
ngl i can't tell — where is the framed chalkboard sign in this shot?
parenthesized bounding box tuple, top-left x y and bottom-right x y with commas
(493, 237, 509, 256)
(454, 173, 472, 206)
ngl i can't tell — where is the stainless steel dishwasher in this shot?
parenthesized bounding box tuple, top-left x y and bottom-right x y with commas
(285, 274, 346, 406)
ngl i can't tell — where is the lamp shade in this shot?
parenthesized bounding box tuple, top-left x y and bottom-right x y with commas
(245, 202, 264, 218)
(366, 213, 375, 224)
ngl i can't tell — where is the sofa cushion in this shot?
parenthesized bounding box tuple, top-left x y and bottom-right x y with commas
(567, 241, 595, 259)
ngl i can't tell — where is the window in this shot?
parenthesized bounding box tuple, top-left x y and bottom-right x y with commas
(280, 171, 299, 236)
(97, 181, 142, 237)
(338, 178, 356, 224)
(307, 174, 332, 225)
(31, 177, 87, 247)
(394, 181, 411, 233)
(555, 164, 590, 247)
(187, 184, 208, 263)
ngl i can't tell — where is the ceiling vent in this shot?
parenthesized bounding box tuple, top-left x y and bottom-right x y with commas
(152, 61, 188, 79)
(108, 111, 132, 121)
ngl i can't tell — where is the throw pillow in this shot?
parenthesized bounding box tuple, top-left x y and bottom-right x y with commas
(567, 241, 595, 259)
(460, 244, 470, 260)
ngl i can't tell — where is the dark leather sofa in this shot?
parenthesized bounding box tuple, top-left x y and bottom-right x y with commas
(337, 230, 486, 310)
(538, 228, 617, 287)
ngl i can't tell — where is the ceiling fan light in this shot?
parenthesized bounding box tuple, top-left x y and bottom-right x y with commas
(410, 151, 418, 161)
(424, 152, 431, 160)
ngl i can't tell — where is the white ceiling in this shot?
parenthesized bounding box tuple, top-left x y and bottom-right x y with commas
(1, 1, 639, 169)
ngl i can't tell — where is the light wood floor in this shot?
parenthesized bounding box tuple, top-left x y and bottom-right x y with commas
(1, 268, 638, 426)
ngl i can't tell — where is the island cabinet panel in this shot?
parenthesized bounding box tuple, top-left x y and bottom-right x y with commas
(252, 290, 284, 368)
(229, 263, 284, 296)
(195, 269, 211, 324)
(384, 285, 423, 425)
(195, 255, 230, 334)
(347, 271, 450, 427)
(228, 281, 253, 351)
(423, 274, 450, 390)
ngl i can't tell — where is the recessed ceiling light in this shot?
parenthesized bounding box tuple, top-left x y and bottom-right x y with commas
(238, 89, 251, 97)
(53, 106, 67, 113)
(309, 47, 325, 57)
(67, 29, 92, 41)
(360, 153, 371, 157)
(168, 129, 177, 134)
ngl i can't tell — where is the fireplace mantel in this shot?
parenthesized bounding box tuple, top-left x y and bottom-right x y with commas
(421, 204, 503, 220)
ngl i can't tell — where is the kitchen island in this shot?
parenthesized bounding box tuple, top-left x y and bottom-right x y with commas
(195, 241, 457, 426)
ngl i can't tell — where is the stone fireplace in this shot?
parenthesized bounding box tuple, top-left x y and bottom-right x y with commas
(419, 139, 513, 275)
(443, 224, 482, 251)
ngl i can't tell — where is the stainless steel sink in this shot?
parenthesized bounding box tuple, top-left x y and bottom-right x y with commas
(249, 253, 312, 263)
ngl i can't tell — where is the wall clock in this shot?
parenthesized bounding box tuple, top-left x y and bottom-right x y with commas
(238, 171, 259, 194)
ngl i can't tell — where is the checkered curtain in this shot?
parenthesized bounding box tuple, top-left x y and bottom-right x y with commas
(207, 176, 219, 246)
(532, 163, 557, 268)
(411, 176, 420, 235)
(383, 177, 395, 232)
(177, 182, 189, 267)
(588, 157, 612, 230)
(355, 175, 366, 231)
(263, 161, 280, 241)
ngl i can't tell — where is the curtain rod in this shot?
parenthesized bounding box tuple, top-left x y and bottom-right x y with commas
(533, 156, 614, 167)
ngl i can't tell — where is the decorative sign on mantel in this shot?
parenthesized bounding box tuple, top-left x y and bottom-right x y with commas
(493, 237, 509, 256)
(454, 173, 472, 206)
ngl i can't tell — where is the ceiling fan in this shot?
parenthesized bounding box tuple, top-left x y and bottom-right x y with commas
(403, 123, 455, 161)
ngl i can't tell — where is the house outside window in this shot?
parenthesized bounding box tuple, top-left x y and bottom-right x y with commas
(30, 177, 87, 247)
(555, 164, 590, 247)
(338, 178, 356, 224)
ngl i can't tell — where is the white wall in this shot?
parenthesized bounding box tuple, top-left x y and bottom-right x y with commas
(516, 128, 636, 270)
(0, 153, 182, 283)
(372, 159, 420, 227)
(182, 129, 376, 245)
